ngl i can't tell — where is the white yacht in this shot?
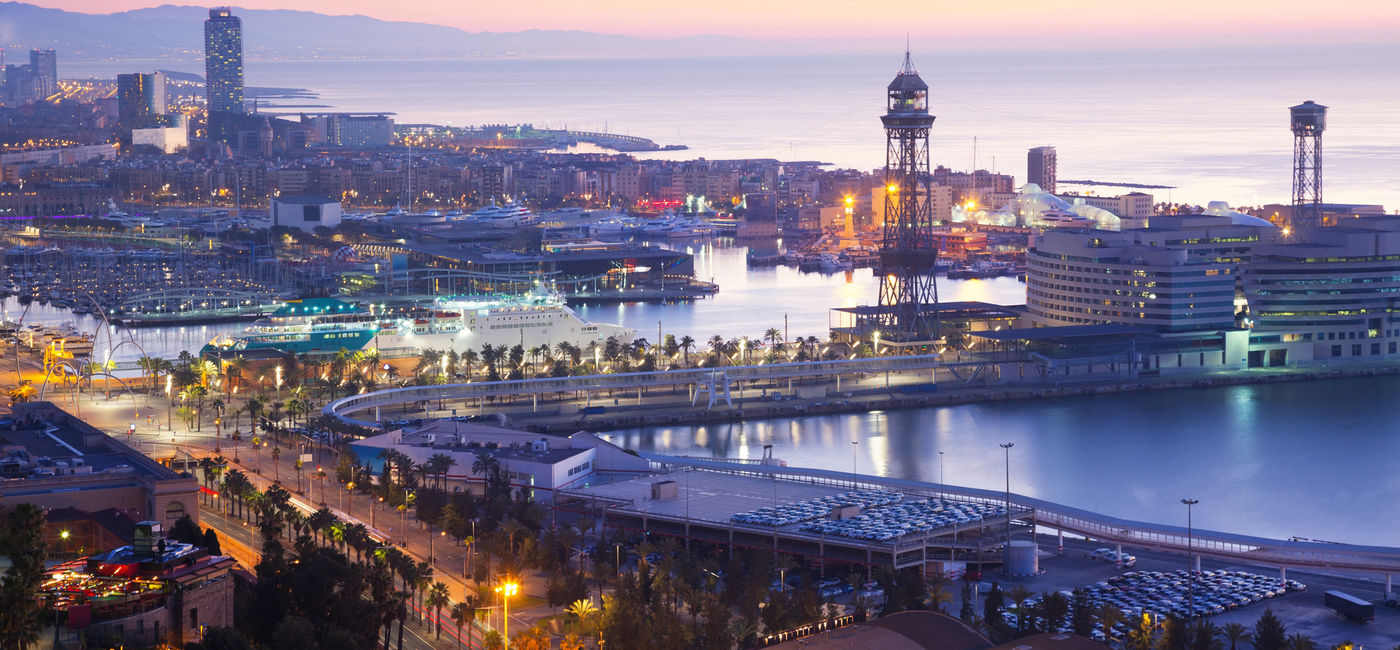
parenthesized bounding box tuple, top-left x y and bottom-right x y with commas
(457, 200, 536, 227)
(202, 287, 632, 357)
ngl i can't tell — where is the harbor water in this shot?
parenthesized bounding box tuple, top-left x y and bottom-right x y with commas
(8, 242, 1397, 544)
(602, 375, 1400, 546)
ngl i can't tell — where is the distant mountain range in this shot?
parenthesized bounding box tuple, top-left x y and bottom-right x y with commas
(0, 2, 779, 61)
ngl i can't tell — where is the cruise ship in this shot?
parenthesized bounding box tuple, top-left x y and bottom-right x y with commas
(201, 289, 633, 357)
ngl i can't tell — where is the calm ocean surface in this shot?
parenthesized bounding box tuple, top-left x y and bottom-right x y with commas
(70, 46, 1400, 209)
(602, 374, 1400, 545)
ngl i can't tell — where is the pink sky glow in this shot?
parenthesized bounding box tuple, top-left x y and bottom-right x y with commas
(23, 0, 1400, 43)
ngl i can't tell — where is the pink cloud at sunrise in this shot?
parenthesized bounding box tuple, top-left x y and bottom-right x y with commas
(21, 0, 1400, 44)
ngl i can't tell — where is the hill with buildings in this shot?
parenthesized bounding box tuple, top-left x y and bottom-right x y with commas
(0, 2, 760, 60)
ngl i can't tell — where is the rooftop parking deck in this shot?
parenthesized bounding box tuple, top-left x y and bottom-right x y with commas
(558, 467, 1029, 570)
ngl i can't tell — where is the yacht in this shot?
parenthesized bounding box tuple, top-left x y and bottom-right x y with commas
(457, 201, 536, 227)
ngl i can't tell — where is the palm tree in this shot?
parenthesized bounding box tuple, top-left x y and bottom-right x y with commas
(427, 453, 456, 491)
(224, 355, 248, 395)
(271, 446, 282, 483)
(565, 598, 598, 639)
(425, 581, 450, 638)
(1192, 620, 1224, 650)
(247, 392, 269, 431)
(137, 355, 163, 392)
(1007, 583, 1034, 635)
(223, 469, 252, 519)
(677, 335, 695, 366)
(924, 573, 953, 613)
(471, 453, 500, 485)
(1284, 633, 1317, 650)
(307, 507, 336, 546)
(707, 334, 726, 365)
(1096, 602, 1125, 643)
(451, 597, 479, 650)
(728, 617, 758, 649)
(284, 395, 308, 428)
(764, 326, 783, 350)
(1220, 622, 1251, 650)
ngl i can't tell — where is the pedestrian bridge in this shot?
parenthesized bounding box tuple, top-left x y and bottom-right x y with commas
(322, 354, 948, 427)
(644, 454, 1400, 584)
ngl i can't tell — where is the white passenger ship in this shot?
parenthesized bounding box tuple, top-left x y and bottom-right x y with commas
(202, 288, 633, 357)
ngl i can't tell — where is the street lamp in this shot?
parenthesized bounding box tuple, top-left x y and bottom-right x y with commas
(850, 440, 859, 488)
(1000, 442, 1014, 577)
(938, 450, 945, 496)
(401, 488, 413, 546)
(496, 580, 519, 647)
(1182, 497, 1199, 618)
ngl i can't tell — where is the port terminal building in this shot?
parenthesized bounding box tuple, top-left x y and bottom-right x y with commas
(348, 418, 650, 499)
(1, 403, 200, 534)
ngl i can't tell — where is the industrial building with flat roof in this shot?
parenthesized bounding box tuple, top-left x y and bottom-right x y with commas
(348, 418, 649, 498)
(0, 402, 199, 529)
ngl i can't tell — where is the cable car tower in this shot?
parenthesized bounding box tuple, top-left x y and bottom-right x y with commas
(1290, 100, 1327, 229)
(876, 51, 941, 343)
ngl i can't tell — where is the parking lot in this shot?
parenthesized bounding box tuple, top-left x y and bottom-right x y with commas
(961, 535, 1400, 647)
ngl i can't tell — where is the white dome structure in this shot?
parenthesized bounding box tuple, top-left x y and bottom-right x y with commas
(1203, 201, 1279, 229)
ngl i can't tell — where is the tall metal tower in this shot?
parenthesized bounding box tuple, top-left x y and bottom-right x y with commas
(1290, 100, 1327, 229)
(876, 51, 940, 342)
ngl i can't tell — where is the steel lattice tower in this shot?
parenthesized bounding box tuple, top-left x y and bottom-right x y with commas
(1290, 100, 1327, 229)
(876, 52, 940, 342)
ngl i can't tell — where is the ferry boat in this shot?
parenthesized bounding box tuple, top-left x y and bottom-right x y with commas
(201, 288, 633, 357)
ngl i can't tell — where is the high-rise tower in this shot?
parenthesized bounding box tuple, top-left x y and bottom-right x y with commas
(1289, 100, 1326, 229)
(117, 72, 167, 130)
(28, 49, 57, 98)
(1027, 146, 1056, 193)
(876, 51, 940, 343)
(205, 7, 244, 142)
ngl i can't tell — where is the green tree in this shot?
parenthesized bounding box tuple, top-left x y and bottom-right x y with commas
(1006, 584, 1033, 636)
(1221, 622, 1252, 650)
(1254, 608, 1287, 650)
(0, 503, 48, 650)
(425, 581, 450, 638)
(1284, 633, 1317, 650)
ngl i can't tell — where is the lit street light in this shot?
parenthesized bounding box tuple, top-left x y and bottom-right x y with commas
(496, 580, 519, 647)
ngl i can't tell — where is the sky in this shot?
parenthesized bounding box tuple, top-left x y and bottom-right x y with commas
(25, 0, 1400, 43)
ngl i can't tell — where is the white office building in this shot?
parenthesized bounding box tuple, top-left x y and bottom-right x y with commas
(271, 195, 341, 231)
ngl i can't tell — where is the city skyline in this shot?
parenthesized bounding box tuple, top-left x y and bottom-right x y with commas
(15, 0, 1400, 46)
